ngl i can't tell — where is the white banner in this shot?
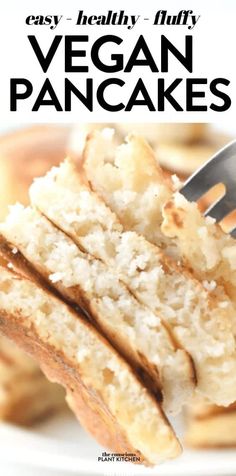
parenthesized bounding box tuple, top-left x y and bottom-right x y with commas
(0, 0, 235, 122)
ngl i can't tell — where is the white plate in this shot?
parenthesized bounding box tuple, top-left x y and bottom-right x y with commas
(0, 412, 236, 475)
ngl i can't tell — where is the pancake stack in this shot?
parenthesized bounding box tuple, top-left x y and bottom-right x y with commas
(82, 129, 236, 450)
(0, 129, 236, 463)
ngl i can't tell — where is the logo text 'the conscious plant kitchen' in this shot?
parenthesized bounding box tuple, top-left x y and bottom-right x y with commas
(10, 9, 231, 113)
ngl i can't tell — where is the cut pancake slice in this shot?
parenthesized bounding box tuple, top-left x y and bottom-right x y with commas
(0, 206, 194, 415)
(0, 257, 65, 425)
(0, 266, 181, 465)
(82, 128, 174, 252)
(83, 129, 236, 304)
(29, 160, 236, 408)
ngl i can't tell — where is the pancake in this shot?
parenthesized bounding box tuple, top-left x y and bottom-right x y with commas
(3, 158, 236, 407)
(79, 129, 236, 406)
(28, 159, 236, 408)
(154, 132, 231, 177)
(185, 400, 236, 448)
(0, 265, 181, 465)
(156, 142, 216, 176)
(0, 206, 193, 414)
(0, 125, 71, 219)
(0, 334, 64, 425)
(116, 123, 207, 145)
(29, 160, 198, 414)
(83, 129, 236, 304)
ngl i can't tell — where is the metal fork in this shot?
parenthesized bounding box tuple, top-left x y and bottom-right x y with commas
(181, 140, 236, 237)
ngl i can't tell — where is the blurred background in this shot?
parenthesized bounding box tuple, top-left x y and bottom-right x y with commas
(0, 121, 236, 475)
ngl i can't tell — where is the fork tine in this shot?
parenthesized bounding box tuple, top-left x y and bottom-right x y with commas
(181, 140, 236, 202)
(180, 173, 217, 202)
(204, 195, 236, 222)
